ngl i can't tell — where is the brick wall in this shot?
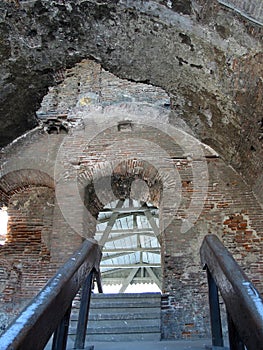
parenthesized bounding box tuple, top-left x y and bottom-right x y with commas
(0, 59, 262, 339)
(0, 186, 56, 331)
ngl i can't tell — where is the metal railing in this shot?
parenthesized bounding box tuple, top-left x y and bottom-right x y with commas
(200, 234, 263, 350)
(0, 239, 102, 350)
(218, 0, 263, 26)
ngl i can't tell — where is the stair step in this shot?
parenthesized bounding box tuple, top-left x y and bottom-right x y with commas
(82, 332, 161, 342)
(70, 324, 160, 334)
(90, 293, 161, 299)
(72, 294, 161, 311)
(46, 339, 213, 350)
(71, 310, 160, 321)
(88, 301, 160, 308)
(87, 294, 161, 308)
(70, 293, 161, 342)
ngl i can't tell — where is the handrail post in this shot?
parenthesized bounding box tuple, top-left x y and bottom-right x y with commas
(200, 235, 263, 350)
(95, 269, 103, 293)
(207, 268, 224, 348)
(0, 239, 101, 350)
(52, 304, 72, 350)
(227, 311, 245, 350)
(74, 270, 94, 349)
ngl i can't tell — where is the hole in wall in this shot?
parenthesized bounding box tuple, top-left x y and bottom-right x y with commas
(47, 125, 59, 134)
(94, 198, 161, 294)
(0, 206, 8, 245)
(117, 120, 133, 132)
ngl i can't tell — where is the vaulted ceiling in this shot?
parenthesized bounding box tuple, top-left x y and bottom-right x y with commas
(0, 0, 262, 201)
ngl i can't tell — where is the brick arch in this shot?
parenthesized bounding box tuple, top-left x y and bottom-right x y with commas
(83, 160, 163, 293)
(0, 185, 55, 330)
(0, 168, 55, 256)
(83, 159, 163, 219)
(0, 169, 54, 206)
(0, 179, 55, 315)
(0, 0, 262, 208)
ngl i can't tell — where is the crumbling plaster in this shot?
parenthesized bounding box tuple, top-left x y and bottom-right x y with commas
(0, 0, 262, 203)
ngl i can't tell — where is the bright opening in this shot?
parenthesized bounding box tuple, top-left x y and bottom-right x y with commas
(0, 207, 8, 245)
(94, 199, 162, 294)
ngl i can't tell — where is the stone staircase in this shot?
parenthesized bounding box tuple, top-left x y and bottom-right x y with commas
(69, 293, 162, 342)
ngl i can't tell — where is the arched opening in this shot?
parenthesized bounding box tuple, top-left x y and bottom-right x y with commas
(82, 160, 164, 295)
(0, 206, 8, 245)
(95, 198, 161, 293)
(0, 169, 56, 324)
(5, 186, 54, 258)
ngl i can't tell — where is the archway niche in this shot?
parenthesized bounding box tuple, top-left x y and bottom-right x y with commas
(95, 199, 161, 294)
(0, 170, 56, 331)
(83, 161, 164, 293)
(0, 206, 8, 245)
(0, 169, 55, 259)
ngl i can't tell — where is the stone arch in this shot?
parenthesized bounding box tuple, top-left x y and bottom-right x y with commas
(81, 161, 163, 293)
(0, 0, 262, 206)
(95, 197, 162, 293)
(0, 169, 55, 260)
(0, 168, 55, 247)
(83, 159, 163, 219)
(0, 169, 55, 309)
(0, 168, 54, 206)
(54, 101, 212, 243)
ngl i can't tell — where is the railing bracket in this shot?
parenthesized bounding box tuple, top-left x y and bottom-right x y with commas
(0, 239, 102, 350)
(201, 234, 263, 350)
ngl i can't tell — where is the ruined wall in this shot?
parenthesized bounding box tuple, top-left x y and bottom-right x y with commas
(217, 0, 263, 24)
(0, 60, 262, 339)
(0, 0, 262, 205)
(0, 186, 55, 332)
(161, 158, 263, 338)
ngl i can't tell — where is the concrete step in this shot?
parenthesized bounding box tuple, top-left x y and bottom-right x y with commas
(78, 318, 160, 329)
(74, 292, 161, 301)
(45, 338, 215, 350)
(85, 293, 161, 308)
(69, 292, 161, 342)
(86, 300, 160, 308)
(85, 340, 209, 350)
(70, 309, 160, 321)
(89, 292, 161, 299)
(71, 324, 160, 334)
(78, 332, 161, 342)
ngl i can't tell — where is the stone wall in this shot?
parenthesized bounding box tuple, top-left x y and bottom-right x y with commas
(218, 0, 263, 24)
(0, 0, 262, 206)
(0, 60, 262, 339)
(0, 186, 55, 332)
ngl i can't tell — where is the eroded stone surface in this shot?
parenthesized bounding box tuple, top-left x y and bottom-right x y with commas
(0, 59, 262, 338)
(0, 0, 262, 203)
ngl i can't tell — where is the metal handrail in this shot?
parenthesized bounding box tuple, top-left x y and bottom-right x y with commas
(0, 239, 102, 350)
(217, 0, 263, 26)
(200, 234, 263, 350)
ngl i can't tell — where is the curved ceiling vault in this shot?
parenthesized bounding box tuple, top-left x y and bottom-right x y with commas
(0, 0, 262, 202)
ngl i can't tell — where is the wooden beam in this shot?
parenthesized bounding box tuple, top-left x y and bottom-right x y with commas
(102, 276, 161, 284)
(102, 251, 135, 261)
(97, 212, 157, 223)
(145, 267, 162, 290)
(119, 267, 140, 293)
(100, 206, 157, 213)
(99, 199, 124, 246)
(100, 263, 161, 268)
(98, 231, 158, 243)
(101, 268, 124, 276)
(103, 247, 160, 254)
(96, 228, 155, 234)
(144, 210, 159, 237)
